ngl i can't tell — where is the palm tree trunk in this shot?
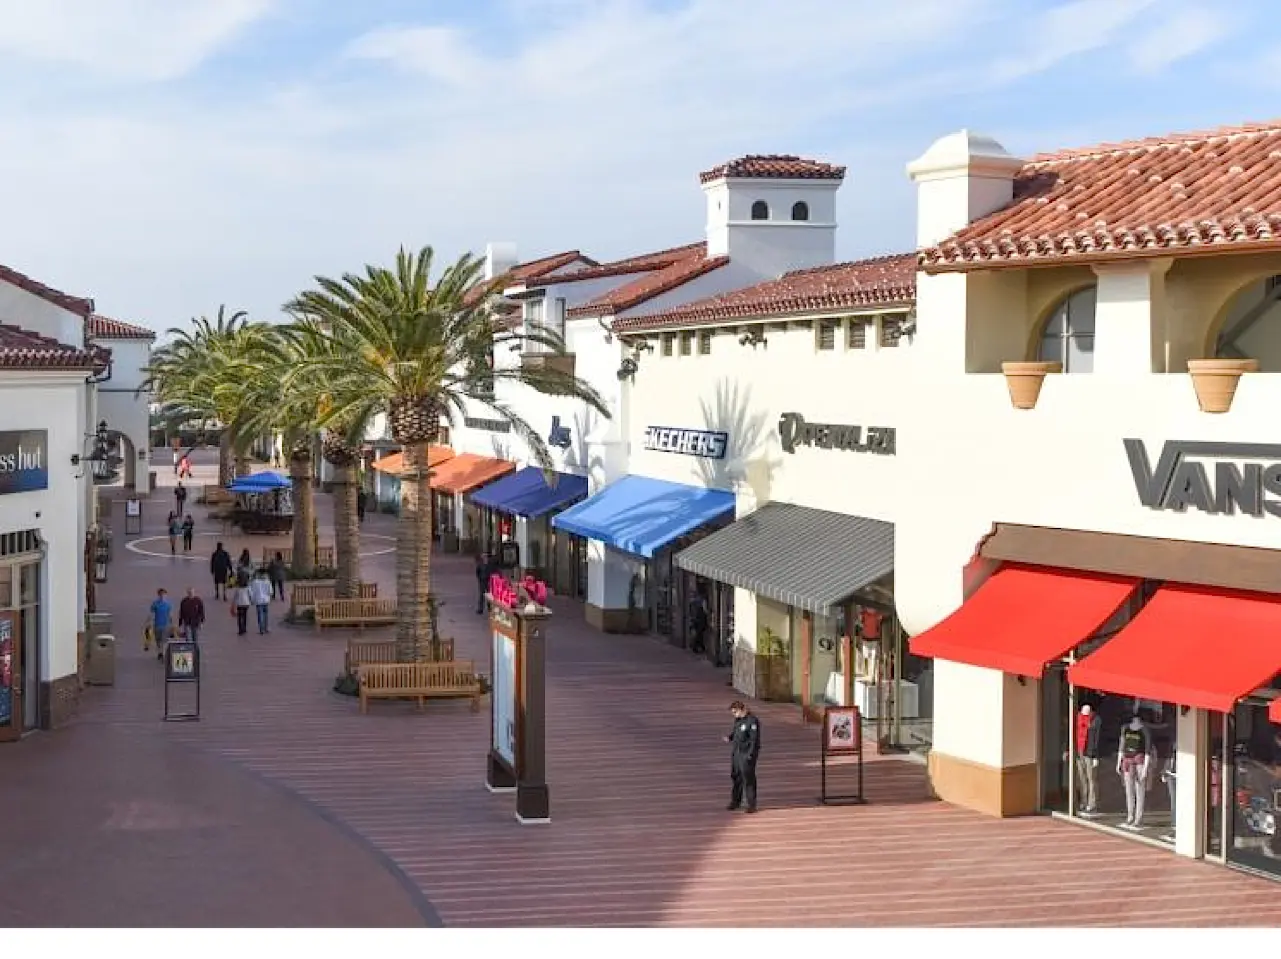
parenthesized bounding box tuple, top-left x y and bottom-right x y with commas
(289, 452, 316, 576)
(395, 442, 432, 662)
(218, 432, 234, 486)
(332, 463, 361, 598)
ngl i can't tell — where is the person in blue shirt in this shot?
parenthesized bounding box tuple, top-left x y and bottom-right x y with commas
(149, 588, 174, 662)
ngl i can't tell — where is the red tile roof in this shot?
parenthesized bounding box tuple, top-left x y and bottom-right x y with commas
(464, 250, 595, 306)
(0, 323, 104, 371)
(921, 119, 1281, 272)
(0, 263, 93, 317)
(521, 242, 706, 289)
(87, 314, 155, 340)
(699, 154, 846, 184)
(566, 249, 730, 319)
(612, 253, 916, 332)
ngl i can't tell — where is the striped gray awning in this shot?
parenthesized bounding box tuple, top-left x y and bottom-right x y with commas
(675, 502, 893, 614)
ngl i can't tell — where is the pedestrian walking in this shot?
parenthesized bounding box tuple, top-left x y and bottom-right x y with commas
(150, 588, 175, 662)
(357, 488, 367, 524)
(268, 551, 288, 601)
(210, 542, 233, 600)
(167, 512, 181, 555)
(475, 552, 492, 615)
(249, 569, 273, 634)
(178, 455, 192, 479)
(178, 587, 206, 643)
(689, 588, 710, 656)
(172, 447, 180, 474)
(724, 701, 761, 813)
(231, 576, 252, 636)
(174, 481, 188, 516)
(181, 513, 195, 553)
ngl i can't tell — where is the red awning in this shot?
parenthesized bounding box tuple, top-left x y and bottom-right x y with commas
(909, 564, 1139, 677)
(1069, 585, 1281, 712)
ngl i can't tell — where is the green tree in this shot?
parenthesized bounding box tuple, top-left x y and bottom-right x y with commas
(285, 246, 609, 660)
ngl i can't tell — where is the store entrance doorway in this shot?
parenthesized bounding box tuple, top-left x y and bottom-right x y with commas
(0, 609, 22, 742)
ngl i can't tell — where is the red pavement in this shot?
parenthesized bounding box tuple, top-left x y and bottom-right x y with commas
(6, 449, 1281, 926)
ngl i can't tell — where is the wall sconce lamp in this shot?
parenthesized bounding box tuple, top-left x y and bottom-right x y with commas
(71, 420, 119, 482)
(632, 339, 654, 353)
(738, 329, 767, 349)
(1180, 704, 1190, 716)
(1016, 675, 1028, 686)
(616, 356, 639, 381)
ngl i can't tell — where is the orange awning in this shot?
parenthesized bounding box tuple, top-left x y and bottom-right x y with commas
(909, 564, 1139, 677)
(1070, 585, 1281, 712)
(430, 453, 515, 495)
(372, 445, 454, 475)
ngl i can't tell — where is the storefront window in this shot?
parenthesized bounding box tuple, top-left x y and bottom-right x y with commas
(1067, 688, 1178, 844)
(807, 611, 842, 709)
(1227, 700, 1281, 876)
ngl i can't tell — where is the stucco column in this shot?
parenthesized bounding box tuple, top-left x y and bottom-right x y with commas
(585, 542, 639, 633)
(1091, 259, 1173, 375)
(1174, 707, 1208, 859)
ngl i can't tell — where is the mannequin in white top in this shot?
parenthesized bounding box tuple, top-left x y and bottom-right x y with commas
(1116, 715, 1152, 828)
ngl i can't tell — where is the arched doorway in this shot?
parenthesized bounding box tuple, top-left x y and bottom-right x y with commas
(98, 429, 134, 489)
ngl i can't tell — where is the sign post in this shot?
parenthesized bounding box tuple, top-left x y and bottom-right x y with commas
(124, 497, 142, 535)
(819, 705, 866, 805)
(163, 640, 201, 721)
(486, 575, 551, 824)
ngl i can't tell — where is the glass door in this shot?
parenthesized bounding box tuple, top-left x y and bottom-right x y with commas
(20, 562, 39, 732)
(0, 608, 20, 741)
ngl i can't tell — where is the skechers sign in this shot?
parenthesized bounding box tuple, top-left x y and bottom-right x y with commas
(778, 414, 896, 456)
(644, 426, 728, 459)
(0, 431, 48, 495)
(1125, 439, 1281, 518)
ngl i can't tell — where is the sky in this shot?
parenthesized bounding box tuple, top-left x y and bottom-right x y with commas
(0, 0, 1275, 332)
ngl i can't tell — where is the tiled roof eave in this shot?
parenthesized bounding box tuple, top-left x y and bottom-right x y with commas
(919, 235, 1281, 273)
(614, 292, 915, 333)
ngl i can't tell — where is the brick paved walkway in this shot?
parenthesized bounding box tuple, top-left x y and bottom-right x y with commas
(8, 449, 1281, 926)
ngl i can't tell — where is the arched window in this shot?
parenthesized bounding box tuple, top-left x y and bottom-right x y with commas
(1037, 286, 1096, 373)
(750, 200, 769, 220)
(791, 201, 809, 221)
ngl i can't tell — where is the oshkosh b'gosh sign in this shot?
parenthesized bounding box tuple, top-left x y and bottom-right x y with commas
(1125, 439, 1281, 518)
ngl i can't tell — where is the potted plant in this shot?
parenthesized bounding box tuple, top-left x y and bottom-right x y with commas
(754, 626, 792, 702)
(1000, 361, 1062, 410)
(1188, 358, 1258, 413)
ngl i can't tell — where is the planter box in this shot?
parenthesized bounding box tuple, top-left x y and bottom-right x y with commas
(1188, 358, 1258, 413)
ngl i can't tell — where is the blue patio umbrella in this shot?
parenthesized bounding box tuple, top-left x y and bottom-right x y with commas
(227, 471, 290, 491)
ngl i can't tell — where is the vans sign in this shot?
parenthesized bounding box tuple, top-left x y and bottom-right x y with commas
(0, 430, 48, 496)
(1124, 438, 1281, 518)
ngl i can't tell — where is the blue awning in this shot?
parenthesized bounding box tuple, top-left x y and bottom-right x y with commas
(227, 471, 290, 490)
(468, 466, 588, 518)
(551, 475, 735, 558)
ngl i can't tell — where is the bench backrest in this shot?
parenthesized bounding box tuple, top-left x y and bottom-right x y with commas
(316, 597, 396, 618)
(292, 581, 377, 605)
(360, 661, 477, 691)
(347, 637, 456, 666)
(265, 546, 336, 567)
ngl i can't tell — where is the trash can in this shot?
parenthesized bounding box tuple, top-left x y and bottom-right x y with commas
(87, 634, 116, 686)
(85, 612, 113, 643)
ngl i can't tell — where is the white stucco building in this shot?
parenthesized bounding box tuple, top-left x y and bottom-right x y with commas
(0, 263, 107, 737)
(87, 314, 156, 490)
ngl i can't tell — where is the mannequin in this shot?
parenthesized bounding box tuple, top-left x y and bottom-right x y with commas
(1074, 704, 1102, 814)
(1116, 715, 1152, 829)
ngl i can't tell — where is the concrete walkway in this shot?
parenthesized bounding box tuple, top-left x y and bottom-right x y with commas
(4, 447, 1280, 926)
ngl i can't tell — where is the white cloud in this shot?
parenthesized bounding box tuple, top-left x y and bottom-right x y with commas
(989, 0, 1161, 81)
(0, 0, 278, 81)
(0, 0, 1262, 330)
(1126, 5, 1232, 75)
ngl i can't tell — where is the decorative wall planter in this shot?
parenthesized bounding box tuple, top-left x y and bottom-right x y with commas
(1000, 361, 1062, 410)
(1187, 358, 1258, 414)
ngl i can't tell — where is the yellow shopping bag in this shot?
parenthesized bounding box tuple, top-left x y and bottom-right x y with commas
(143, 624, 154, 651)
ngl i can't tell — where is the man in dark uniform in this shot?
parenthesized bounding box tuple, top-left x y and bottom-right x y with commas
(475, 552, 492, 615)
(724, 700, 761, 813)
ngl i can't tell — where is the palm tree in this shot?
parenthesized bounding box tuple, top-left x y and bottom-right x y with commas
(285, 246, 610, 660)
(273, 320, 371, 595)
(233, 328, 324, 578)
(143, 307, 258, 486)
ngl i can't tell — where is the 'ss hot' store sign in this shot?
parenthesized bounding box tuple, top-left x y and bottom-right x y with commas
(0, 431, 48, 496)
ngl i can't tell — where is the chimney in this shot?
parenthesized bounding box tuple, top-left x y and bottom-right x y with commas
(906, 131, 1023, 248)
(485, 242, 519, 281)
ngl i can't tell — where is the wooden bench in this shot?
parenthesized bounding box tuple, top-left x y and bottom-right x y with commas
(265, 546, 335, 568)
(290, 581, 378, 617)
(314, 597, 397, 632)
(358, 661, 482, 713)
(203, 485, 234, 507)
(344, 637, 456, 673)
